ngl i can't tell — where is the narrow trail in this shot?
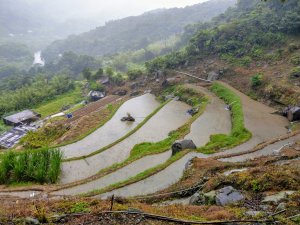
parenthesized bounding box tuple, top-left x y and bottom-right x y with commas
(60, 94, 160, 159)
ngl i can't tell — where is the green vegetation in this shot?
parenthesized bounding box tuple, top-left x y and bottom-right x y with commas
(290, 53, 300, 65)
(70, 202, 90, 213)
(146, 0, 300, 72)
(290, 67, 300, 78)
(0, 147, 62, 184)
(0, 75, 75, 118)
(20, 124, 68, 149)
(0, 120, 9, 134)
(251, 73, 263, 88)
(198, 83, 251, 154)
(43, 0, 235, 60)
(34, 84, 83, 118)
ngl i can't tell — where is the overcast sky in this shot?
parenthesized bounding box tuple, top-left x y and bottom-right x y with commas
(26, 0, 209, 22)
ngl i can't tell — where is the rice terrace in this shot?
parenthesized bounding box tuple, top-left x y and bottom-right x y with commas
(0, 0, 300, 224)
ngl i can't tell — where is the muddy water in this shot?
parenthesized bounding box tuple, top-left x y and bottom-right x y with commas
(212, 82, 288, 157)
(60, 100, 191, 184)
(184, 85, 231, 147)
(93, 85, 232, 198)
(99, 152, 208, 198)
(53, 151, 172, 196)
(219, 134, 300, 163)
(60, 94, 160, 159)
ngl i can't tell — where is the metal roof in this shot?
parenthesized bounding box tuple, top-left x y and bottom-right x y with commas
(4, 110, 39, 124)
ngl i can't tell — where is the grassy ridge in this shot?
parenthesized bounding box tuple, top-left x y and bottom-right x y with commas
(34, 85, 83, 118)
(0, 147, 62, 184)
(81, 83, 251, 197)
(198, 82, 252, 154)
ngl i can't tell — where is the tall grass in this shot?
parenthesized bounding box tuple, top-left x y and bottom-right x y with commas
(0, 148, 63, 184)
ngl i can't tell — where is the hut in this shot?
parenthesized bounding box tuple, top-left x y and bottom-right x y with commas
(3, 110, 41, 126)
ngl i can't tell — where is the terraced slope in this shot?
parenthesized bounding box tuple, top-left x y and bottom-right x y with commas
(60, 94, 160, 158)
(59, 100, 191, 184)
(212, 81, 289, 157)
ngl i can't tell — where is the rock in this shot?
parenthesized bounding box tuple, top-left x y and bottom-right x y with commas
(172, 140, 197, 155)
(114, 90, 127, 96)
(245, 211, 263, 217)
(223, 168, 248, 176)
(207, 71, 219, 81)
(259, 205, 270, 211)
(130, 91, 140, 97)
(277, 202, 286, 211)
(189, 193, 205, 205)
(262, 191, 295, 204)
(25, 217, 40, 225)
(215, 186, 244, 206)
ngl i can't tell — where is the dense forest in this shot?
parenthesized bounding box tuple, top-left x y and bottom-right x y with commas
(43, 0, 236, 61)
(146, 0, 300, 72)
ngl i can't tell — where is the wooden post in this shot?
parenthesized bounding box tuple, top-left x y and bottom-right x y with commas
(110, 195, 115, 211)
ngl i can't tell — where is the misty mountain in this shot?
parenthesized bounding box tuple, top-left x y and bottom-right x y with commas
(43, 0, 236, 61)
(0, 0, 104, 49)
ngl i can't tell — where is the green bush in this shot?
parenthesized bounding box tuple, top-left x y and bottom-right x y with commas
(20, 124, 68, 149)
(89, 81, 105, 91)
(290, 67, 300, 78)
(251, 73, 263, 88)
(0, 148, 63, 184)
(290, 54, 300, 65)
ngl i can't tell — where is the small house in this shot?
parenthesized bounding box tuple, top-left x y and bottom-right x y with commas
(3, 110, 41, 126)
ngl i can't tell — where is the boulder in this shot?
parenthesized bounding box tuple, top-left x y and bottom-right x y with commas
(207, 71, 219, 81)
(245, 211, 264, 217)
(262, 191, 295, 204)
(172, 140, 197, 155)
(215, 186, 244, 206)
(189, 193, 205, 205)
(114, 90, 127, 96)
(25, 217, 40, 225)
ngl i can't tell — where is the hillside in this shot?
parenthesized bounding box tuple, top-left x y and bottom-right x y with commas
(43, 0, 236, 61)
(1, 1, 300, 224)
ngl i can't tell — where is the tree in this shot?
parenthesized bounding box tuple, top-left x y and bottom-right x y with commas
(82, 68, 92, 80)
(105, 67, 114, 77)
(94, 68, 104, 79)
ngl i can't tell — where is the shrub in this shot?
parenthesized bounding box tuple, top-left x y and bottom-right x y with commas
(0, 148, 63, 184)
(89, 81, 105, 91)
(290, 54, 300, 65)
(290, 67, 300, 78)
(20, 124, 68, 149)
(251, 73, 263, 88)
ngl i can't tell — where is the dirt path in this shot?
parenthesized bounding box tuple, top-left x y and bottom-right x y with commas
(59, 100, 191, 184)
(60, 94, 160, 158)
